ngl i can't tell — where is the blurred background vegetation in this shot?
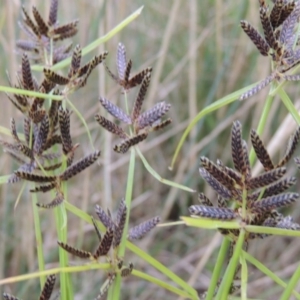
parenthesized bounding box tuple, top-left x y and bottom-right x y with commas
(1, 0, 300, 299)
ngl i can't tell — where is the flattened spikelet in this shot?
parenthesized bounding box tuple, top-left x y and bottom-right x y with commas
(58, 107, 72, 154)
(189, 205, 236, 220)
(95, 115, 127, 138)
(39, 274, 56, 300)
(113, 200, 127, 248)
(240, 21, 270, 56)
(99, 97, 131, 124)
(117, 43, 127, 81)
(32, 6, 48, 36)
(29, 109, 46, 124)
(3, 293, 20, 300)
(279, 2, 296, 28)
(128, 216, 160, 241)
(137, 102, 171, 130)
(231, 121, 246, 175)
(52, 20, 79, 39)
(95, 274, 116, 300)
(260, 6, 276, 48)
(113, 133, 148, 153)
(127, 67, 152, 89)
(22, 53, 34, 91)
(95, 205, 115, 230)
(93, 228, 114, 258)
(15, 171, 56, 183)
(37, 192, 64, 208)
(77, 51, 108, 77)
(270, 0, 284, 28)
(48, 0, 58, 26)
(124, 59, 132, 84)
(242, 140, 251, 179)
(22, 6, 40, 37)
(198, 193, 213, 206)
(152, 118, 172, 131)
(252, 193, 299, 212)
(92, 216, 102, 242)
(30, 182, 56, 193)
(60, 150, 101, 181)
(251, 129, 274, 170)
(57, 241, 91, 258)
(34, 115, 49, 154)
(132, 72, 151, 121)
(247, 167, 286, 190)
(199, 168, 232, 199)
(68, 45, 82, 78)
(44, 68, 69, 85)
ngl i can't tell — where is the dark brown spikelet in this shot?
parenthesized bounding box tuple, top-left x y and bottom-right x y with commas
(113, 200, 127, 248)
(198, 193, 213, 206)
(95, 205, 115, 230)
(260, 6, 276, 48)
(270, 0, 284, 28)
(29, 108, 46, 124)
(60, 150, 101, 181)
(231, 121, 247, 175)
(68, 45, 82, 78)
(127, 67, 152, 90)
(132, 72, 151, 121)
(10, 118, 20, 143)
(39, 274, 56, 300)
(242, 140, 251, 179)
(99, 97, 131, 124)
(3, 293, 20, 300)
(15, 171, 56, 183)
(32, 6, 48, 36)
(57, 241, 91, 258)
(95, 274, 116, 300)
(34, 115, 49, 155)
(251, 129, 274, 171)
(113, 133, 148, 153)
(93, 228, 114, 258)
(277, 126, 300, 167)
(117, 42, 127, 81)
(128, 216, 160, 241)
(199, 168, 232, 199)
(200, 156, 235, 191)
(137, 102, 171, 130)
(124, 59, 132, 84)
(22, 6, 40, 37)
(151, 118, 172, 131)
(252, 193, 299, 212)
(43, 68, 69, 85)
(217, 196, 228, 208)
(77, 52, 108, 78)
(94, 115, 127, 139)
(58, 107, 72, 154)
(48, 0, 58, 26)
(121, 263, 133, 277)
(30, 182, 57, 193)
(189, 205, 236, 220)
(239, 73, 275, 100)
(240, 20, 270, 56)
(22, 53, 34, 91)
(23, 117, 31, 146)
(52, 20, 78, 40)
(247, 167, 286, 190)
(36, 192, 64, 209)
(278, 1, 296, 28)
(92, 216, 102, 242)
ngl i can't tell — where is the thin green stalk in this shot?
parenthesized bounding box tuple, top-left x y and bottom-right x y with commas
(280, 264, 300, 300)
(215, 230, 245, 300)
(206, 238, 230, 300)
(240, 252, 248, 300)
(31, 189, 45, 288)
(109, 148, 136, 299)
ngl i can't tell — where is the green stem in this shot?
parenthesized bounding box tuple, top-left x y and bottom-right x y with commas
(280, 264, 300, 300)
(206, 238, 230, 300)
(31, 189, 45, 288)
(109, 148, 136, 299)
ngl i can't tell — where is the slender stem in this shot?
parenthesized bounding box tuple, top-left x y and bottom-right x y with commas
(240, 251, 248, 300)
(206, 238, 230, 300)
(280, 264, 300, 300)
(109, 148, 136, 299)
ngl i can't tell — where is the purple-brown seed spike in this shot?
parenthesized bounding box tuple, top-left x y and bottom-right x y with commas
(15, 171, 56, 183)
(277, 215, 300, 230)
(127, 67, 152, 90)
(68, 45, 82, 78)
(132, 72, 151, 122)
(199, 168, 232, 199)
(124, 59, 132, 84)
(10, 118, 20, 143)
(104, 64, 120, 84)
(17, 144, 34, 159)
(43, 134, 62, 151)
(30, 182, 56, 193)
(137, 102, 171, 130)
(32, 6, 49, 36)
(95, 274, 116, 300)
(117, 43, 127, 81)
(48, 0, 58, 26)
(240, 21, 270, 56)
(39, 274, 56, 300)
(37, 192, 64, 209)
(99, 97, 131, 124)
(29, 109, 46, 124)
(60, 150, 101, 181)
(43, 68, 70, 85)
(121, 263, 133, 277)
(278, 1, 296, 28)
(58, 107, 72, 154)
(231, 121, 247, 175)
(277, 126, 300, 167)
(113, 133, 148, 153)
(128, 216, 160, 241)
(189, 205, 236, 220)
(242, 140, 251, 179)
(52, 20, 79, 37)
(34, 115, 49, 155)
(200, 156, 236, 191)
(41, 162, 62, 171)
(113, 199, 127, 248)
(93, 228, 114, 258)
(22, 6, 40, 37)
(247, 167, 286, 190)
(217, 196, 228, 208)
(252, 193, 299, 212)
(22, 53, 34, 91)
(250, 129, 274, 171)
(3, 293, 20, 300)
(260, 6, 276, 48)
(198, 193, 213, 206)
(95, 114, 127, 139)
(95, 204, 115, 229)
(91, 216, 102, 242)
(57, 241, 92, 258)
(23, 117, 31, 146)
(270, 0, 284, 28)
(151, 118, 172, 131)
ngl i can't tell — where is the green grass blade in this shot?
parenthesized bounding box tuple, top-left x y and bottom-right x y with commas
(181, 216, 240, 229)
(0, 175, 11, 184)
(245, 225, 300, 237)
(280, 264, 300, 300)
